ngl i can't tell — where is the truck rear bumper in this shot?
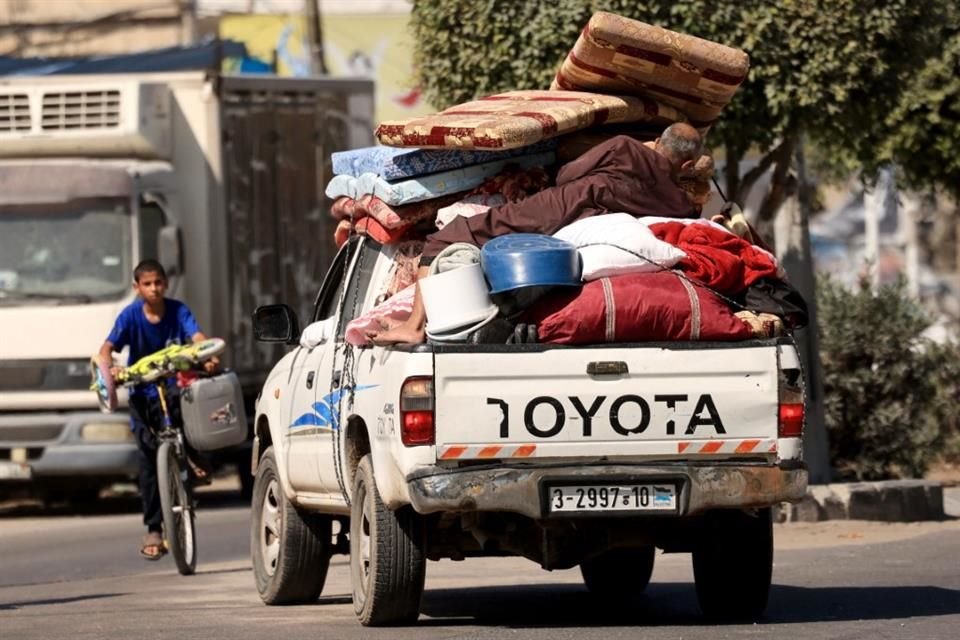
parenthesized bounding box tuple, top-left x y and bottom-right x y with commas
(406, 463, 808, 519)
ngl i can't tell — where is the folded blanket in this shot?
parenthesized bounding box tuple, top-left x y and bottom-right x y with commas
(345, 285, 416, 346)
(325, 152, 555, 205)
(647, 220, 782, 294)
(334, 217, 410, 248)
(331, 140, 557, 180)
(332, 192, 464, 229)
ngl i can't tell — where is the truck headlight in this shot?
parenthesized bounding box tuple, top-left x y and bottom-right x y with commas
(81, 422, 134, 442)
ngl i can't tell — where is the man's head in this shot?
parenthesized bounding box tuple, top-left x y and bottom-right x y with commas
(654, 123, 704, 175)
(132, 259, 168, 305)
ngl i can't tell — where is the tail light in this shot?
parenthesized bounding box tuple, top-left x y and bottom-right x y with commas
(400, 377, 434, 446)
(778, 367, 805, 438)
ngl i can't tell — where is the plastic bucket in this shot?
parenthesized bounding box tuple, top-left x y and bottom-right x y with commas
(420, 263, 499, 335)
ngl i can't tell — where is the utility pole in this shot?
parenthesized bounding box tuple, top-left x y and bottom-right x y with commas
(775, 141, 831, 484)
(303, 0, 328, 75)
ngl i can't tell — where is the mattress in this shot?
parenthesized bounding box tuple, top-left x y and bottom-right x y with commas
(331, 139, 557, 180)
(375, 89, 684, 151)
(550, 12, 750, 128)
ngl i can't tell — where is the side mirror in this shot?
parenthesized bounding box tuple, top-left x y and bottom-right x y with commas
(158, 226, 182, 277)
(253, 304, 300, 344)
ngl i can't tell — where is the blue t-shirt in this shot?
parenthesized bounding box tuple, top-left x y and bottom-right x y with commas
(106, 298, 201, 399)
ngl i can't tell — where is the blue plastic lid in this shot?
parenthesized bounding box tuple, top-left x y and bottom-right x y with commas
(481, 233, 581, 294)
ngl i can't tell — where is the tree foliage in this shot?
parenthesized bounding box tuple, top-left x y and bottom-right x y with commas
(817, 277, 959, 480)
(410, 0, 958, 233)
(882, 31, 960, 199)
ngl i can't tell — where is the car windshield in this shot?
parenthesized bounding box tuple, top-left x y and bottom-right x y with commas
(0, 201, 132, 303)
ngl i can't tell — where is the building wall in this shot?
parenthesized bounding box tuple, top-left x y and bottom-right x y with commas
(0, 0, 192, 57)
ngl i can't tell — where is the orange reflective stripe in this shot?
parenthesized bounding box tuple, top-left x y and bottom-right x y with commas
(513, 445, 537, 457)
(440, 446, 467, 459)
(678, 442, 691, 453)
(735, 439, 760, 453)
(699, 441, 723, 454)
(477, 446, 502, 458)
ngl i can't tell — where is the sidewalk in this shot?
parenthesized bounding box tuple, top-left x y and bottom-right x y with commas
(778, 480, 958, 523)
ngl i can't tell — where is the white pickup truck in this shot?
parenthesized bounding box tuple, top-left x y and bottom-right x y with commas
(249, 236, 808, 626)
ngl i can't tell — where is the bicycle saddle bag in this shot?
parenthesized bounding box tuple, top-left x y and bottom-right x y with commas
(181, 371, 248, 451)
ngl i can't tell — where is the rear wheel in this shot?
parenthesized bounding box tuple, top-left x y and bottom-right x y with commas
(693, 508, 773, 620)
(158, 441, 197, 576)
(251, 447, 331, 604)
(580, 546, 656, 595)
(350, 455, 425, 626)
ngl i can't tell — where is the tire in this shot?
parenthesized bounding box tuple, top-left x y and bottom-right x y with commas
(350, 455, 426, 626)
(158, 441, 197, 576)
(692, 508, 773, 621)
(251, 447, 331, 604)
(580, 546, 656, 595)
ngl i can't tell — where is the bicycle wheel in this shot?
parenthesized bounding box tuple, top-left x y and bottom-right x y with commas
(170, 338, 226, 368)
(158, 440, 197, 575)
(89, 357, 117, 413)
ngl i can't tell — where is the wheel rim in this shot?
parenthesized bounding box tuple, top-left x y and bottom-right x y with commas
(260, 478, 281, 577)
(352, 480, 373, 609)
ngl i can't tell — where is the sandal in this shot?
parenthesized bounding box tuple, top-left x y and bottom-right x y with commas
(140, 532, 167, 561)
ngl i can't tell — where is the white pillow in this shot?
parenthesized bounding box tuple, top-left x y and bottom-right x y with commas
(554, 213, 687, 281)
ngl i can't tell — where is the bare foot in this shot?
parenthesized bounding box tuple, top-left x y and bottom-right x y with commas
(366, 323, 425, 346)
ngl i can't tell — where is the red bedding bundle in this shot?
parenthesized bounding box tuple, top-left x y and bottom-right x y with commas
(529, 270, 753, 344)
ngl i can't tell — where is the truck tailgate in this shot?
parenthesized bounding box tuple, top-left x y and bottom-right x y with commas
(433, 345, 780, 462)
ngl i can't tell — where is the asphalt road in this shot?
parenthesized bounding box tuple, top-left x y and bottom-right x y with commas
(1, 493, 959, 640)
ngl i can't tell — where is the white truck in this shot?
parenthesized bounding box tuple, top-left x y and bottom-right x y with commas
(0, 71, 373, 501)
(250, 236, 809, 626)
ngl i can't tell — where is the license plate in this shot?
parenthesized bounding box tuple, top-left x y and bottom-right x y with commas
(547, 483, 677, 513)
(0, 461, 32, 480)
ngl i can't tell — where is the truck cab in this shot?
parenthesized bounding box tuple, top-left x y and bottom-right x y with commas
(0, 76, 185, 497)
(0, 72, 374, 501)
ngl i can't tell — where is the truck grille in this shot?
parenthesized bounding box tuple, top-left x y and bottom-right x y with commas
(0, 363, 45, 390)
(0, 360, 89, 391)
(0, 424, 63, 443)
(41, 90, 121, 131)
(0, 93, 30, 132)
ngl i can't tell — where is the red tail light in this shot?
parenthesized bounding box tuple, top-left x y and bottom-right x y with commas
(778, 347, 805, 438)
(400, 377, 434, 446)
(778, 403, 804, 438)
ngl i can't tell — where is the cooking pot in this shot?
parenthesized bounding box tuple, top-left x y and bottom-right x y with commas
(481, 234, 581, 294)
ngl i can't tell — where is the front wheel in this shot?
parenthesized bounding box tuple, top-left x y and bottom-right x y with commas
(692, 508, 773, 620)
(158, 440, 197, 575)
(251, 447, 331, 604)
(350, 455, 425, 626)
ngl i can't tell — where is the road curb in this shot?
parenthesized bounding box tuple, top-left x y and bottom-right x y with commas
(775, 480, 950, 523)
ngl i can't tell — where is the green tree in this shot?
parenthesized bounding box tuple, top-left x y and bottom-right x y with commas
(818, 277, 957, 479)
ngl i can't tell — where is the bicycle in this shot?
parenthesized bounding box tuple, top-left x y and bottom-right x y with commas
(90, 338, 226, 575)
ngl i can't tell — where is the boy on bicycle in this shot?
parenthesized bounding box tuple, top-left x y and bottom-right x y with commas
(97, 259, 220, 560)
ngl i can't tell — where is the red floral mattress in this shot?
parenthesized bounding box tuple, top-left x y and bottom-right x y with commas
(550, 12, 750, 129)
(376, 90, 684, 150)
